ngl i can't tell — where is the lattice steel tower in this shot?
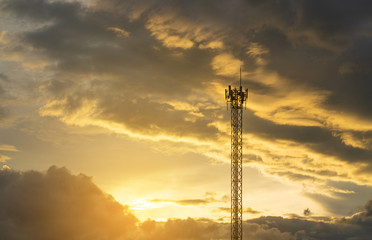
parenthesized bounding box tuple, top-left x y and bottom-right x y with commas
(225, 71, 248, 240)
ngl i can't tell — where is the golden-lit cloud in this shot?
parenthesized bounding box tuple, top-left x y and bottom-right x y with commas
(144, 3, 226, 50)
(1, 164, 11, 170)
(0, 144, 18, 163)
(145, 12, 195, 49)
(199, 40, 224, 49)
(0, 154, 10, 163)
(246, 42, 269, 66)
(211, 53, 242, 77)
(0, 31, 7, 44)
(107, 27, 130, 38)
(0, 144, 18, 152)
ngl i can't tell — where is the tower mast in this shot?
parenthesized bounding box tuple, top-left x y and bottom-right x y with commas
(225, 70, 248, 240)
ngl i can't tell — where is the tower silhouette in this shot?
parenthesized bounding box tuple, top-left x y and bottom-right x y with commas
(225, 69, 248, 240)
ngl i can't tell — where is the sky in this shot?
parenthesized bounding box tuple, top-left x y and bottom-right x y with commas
(1, 0, 372, 239)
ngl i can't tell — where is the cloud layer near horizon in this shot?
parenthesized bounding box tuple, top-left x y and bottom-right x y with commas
(1, 166, 372, 240)
(0, 167, 371, 240)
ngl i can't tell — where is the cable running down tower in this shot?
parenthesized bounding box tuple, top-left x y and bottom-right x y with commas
(225, 70, 248, 240)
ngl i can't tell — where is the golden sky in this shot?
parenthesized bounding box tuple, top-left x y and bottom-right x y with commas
(1, 0, 372, 239)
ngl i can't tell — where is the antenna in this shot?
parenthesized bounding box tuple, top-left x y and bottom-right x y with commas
(225, 71, 248, 240)
(239, 67, 242, 87)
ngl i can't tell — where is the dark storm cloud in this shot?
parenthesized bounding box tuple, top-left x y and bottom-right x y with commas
(240, 0, 372, 121)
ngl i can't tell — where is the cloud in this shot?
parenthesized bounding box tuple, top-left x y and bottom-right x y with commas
(107, 27, 130, 38)
(0, 154, 10, 163)
(211, 53, 242, 77)
(218, 207, 262, 215)
(0, 144, 18, 152)
(0, 72, 8, 81)
(0, 144, 18, 163)
(151, 198, 210, 206)
(2, 166, 372, 239)
(245, 207, 262, 215)
(0, 166, 138, 240)
(0, 164, 11, 170)
(2, 0, 372, 215)
(364, 199, 372, 217)
(0, 75, 11, 125)
(150, 192, 227, 206)
(304, 181, 372, 217)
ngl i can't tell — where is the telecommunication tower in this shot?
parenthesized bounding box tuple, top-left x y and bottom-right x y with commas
(225, 69, 248, 240)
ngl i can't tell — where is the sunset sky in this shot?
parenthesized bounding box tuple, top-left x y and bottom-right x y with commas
(1, 0, 372, 239)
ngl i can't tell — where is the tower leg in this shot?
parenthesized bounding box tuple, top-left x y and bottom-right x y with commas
(231, 104, 243, 240)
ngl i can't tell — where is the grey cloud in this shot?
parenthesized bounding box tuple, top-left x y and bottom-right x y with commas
(243, 153, 263, 163)
(0, 0, 84, 22)
(365, 199, 372, 217)
(245, 207, 262, 215)
(42, 89, 222, 141)
(98, 95, 221, 141)
(0, 0, 221, 140)
(295, 0, 372, 41)
(241, 2, 372, 121)
(249, 216, 370, 240)
(270, 170, 316, 182)
(0, 166, 138, 240)
(217, 207, 230, 213)
(244, 110, 372, 165)
(0, 73, 8, 81)
(305, 181, 372, 216)
(14, 0, 215, 97)
(0, 81, 10, 124)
